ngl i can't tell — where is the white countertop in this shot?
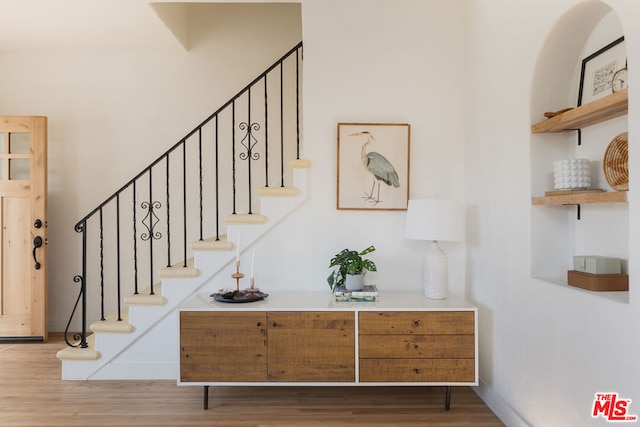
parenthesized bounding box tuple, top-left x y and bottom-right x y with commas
(179, 291, 476, 312)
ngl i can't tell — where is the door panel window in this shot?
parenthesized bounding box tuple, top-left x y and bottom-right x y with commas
(9, 133, 30, 154)
(9, 158, 30, 180)
(7, 133, 31, 180)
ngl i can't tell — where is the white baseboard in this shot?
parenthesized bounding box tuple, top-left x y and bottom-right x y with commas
(473, 378, 531, 427)
(89, 361, 178, 380)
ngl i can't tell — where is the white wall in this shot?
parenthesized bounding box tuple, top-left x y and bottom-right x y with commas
(0, 3, 302, 331)
(466, 0, 640, 425)
(255, 0, 468, 295)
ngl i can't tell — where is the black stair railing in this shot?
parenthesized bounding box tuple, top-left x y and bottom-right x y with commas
(63, 42, 303, 348)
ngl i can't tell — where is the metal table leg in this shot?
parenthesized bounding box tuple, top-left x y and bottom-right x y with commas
(203, 385, 209, 410)
(445, 386, 451, 410)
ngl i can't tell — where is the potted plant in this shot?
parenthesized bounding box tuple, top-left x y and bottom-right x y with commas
(327, 245, 377, 291)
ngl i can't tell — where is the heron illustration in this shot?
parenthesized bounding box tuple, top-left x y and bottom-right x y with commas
(350, 131, 400, 205)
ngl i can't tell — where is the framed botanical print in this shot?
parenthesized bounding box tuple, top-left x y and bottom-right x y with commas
(337, 122, 410, 210)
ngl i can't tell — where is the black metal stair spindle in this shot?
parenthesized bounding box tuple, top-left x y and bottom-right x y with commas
(64, 220, 88, 348)
(132, 180, 139, 295)
(232, 101, 237, 215)
(99, 207, 105, 321)
(79, 220, 88, 348)
(264, 74, 269, 188)
(148, 170, 155, 295)
(198, 128, 203, 241)
(116, 194, 122, 322)
(247, 87, 253, 214)
(296, 45, 301, 160)
(214, 116, 220, 241)
(182, 141, 188, 267)
(280, 62, 285, 187)
(166, 155, 171, 268)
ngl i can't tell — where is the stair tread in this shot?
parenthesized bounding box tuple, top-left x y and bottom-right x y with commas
(159, 258, 199, 279)
(56, 335, 100, 361)
(90, 314, 134, 333)
(290, 158, 311, 168)
(259, 186, 299, 197)
(225, 213, 268, 224)
(192, 235, 234, 251)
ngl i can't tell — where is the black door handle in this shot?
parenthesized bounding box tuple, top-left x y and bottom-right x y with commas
(32, 236, 43, 270)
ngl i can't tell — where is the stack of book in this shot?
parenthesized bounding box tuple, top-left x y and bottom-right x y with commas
(333, 284, 379, 302)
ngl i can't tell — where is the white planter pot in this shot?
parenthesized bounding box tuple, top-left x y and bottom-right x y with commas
(344, 274, 365, 291)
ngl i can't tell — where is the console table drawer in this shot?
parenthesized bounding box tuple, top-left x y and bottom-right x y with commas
(359, 334, 474, 359)
(359, 311, 474, 335)
(359, 359, 475, 382)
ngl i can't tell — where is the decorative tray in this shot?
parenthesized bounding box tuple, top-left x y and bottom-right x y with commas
(210, 291, 268, 303)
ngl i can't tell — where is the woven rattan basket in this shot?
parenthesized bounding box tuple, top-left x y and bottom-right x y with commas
(603, 132, 629, 191)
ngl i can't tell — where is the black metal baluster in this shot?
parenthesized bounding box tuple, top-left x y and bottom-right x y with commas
(198, 128, 203, 241)
(214, 116, 220, 241)
(232, 101, 237, 215)
(247, 87, 253, 214)
(296, 45, 301, 160)
(148, 170, 155, 295)
(116, 194, 122, 322)
(132, 180, 139, 295)
(264, 74, 269, 188)
(80, 221, 87, 348)
(166, 155, 171, 268)
(99, 208, 105, 321)
(182, 141, 188, 267)
(280, 62, 285, 187)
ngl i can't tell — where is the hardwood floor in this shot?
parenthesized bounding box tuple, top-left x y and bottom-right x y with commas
(0, 334, 504, 426)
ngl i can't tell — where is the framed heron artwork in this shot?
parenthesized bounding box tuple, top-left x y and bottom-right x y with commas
(337, 122, 410, 210)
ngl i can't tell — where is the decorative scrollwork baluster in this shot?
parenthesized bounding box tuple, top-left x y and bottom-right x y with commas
(140, 201, 162, 241)
(238, 122, 261, 214)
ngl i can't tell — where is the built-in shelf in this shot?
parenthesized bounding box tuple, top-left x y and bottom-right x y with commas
(531, 191, 627, 206)
(531, 88, 628, 133)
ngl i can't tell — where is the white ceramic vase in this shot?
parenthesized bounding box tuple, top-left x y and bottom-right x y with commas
(344, 273, 365, 291)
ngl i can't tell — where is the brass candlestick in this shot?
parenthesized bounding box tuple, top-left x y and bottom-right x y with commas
(231, 260, 244, 291)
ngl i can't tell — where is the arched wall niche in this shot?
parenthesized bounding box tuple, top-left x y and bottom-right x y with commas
(529, 1, 629, 303)
(531, 1, 622, 119)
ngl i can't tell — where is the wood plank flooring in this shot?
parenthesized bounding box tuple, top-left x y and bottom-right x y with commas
(0, 334, 504, 426)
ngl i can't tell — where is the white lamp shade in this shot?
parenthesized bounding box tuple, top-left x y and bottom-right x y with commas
(404, 199, 464, 242)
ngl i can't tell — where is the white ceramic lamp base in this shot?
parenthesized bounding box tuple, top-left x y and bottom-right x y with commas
(423, 240, 448, 300)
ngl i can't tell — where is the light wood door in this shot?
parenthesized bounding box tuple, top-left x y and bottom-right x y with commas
(0, 116, 47, 341)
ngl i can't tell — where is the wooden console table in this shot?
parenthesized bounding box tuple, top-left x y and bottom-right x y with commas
(178, 292, 478, 410)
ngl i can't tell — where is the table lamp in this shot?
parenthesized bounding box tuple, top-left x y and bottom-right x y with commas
(404, 199, 464, 299)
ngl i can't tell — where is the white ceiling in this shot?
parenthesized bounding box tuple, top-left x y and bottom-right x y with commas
(0, 0, 288, 52)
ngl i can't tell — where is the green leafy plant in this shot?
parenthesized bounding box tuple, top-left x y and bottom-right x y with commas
(327, 245, 377, 291)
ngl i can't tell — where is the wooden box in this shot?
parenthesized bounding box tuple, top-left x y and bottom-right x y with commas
(573, 255, 621, 274)
(567, 270, 628, 292)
